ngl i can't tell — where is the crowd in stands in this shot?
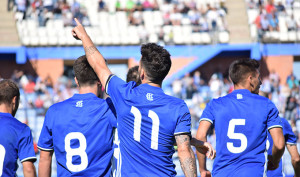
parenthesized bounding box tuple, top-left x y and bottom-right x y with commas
(247, 0, 300, 42)
(11, 0, 230, 45)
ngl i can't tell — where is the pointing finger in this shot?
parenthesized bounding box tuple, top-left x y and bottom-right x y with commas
(74, 18, 81, 25)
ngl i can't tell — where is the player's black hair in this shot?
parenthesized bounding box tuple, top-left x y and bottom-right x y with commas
(140, 43, 171, 84)
(73, 55, 99, 86)
(126, 66, 141, 85)
(229, 59, 260, 85)
(0, 79, 20, 116)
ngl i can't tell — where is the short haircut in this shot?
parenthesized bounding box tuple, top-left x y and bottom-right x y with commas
(229, 59, 260, 85)
(73, 55, 99, 86)
(127, 66, 141, 85)
(0, 79, 20, 107)
(140, 43, 171, 84)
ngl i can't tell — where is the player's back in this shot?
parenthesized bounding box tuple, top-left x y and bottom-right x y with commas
(38, 93, 116, 176)
(203, 89, 281, 177)
(107, 78, 191, 177)
(0, 112, 36, 176)
(267, 118, 296, 177)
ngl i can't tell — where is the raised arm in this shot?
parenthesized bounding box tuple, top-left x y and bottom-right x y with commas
(195, 120, 212, 177)
(72, 18, 112, 87)
(268, 127, 285, 170)
(22, 160, 37, 177)
(38, 150, 53, 177)
(175, 134, 197, 177)
(286, 144, 300, 176)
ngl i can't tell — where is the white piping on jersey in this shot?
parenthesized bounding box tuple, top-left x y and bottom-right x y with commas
(199, 118, 213, 124)
(20, 156, 37, 162)
(116, 147, 122, 177)
(267, 125, 282, 130)
(37, 146, 54, 151)
(263, 142, 268, 177)
(286, 142, 297, 145)
(105, 75, 115, 95)
(174, 132, 191, 135)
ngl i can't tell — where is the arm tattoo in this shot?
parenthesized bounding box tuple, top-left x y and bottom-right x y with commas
(84, 46, 97, 57)
(176, 134, 197, 177)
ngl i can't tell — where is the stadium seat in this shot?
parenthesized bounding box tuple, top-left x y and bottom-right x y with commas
(288, 31, 297, 41)
(191, 33, 202, 44)
(201, 33, 211, 44)
(218, 31, 230, 43)
(149, 33, 159, 43)
(279, 32, 289, 42)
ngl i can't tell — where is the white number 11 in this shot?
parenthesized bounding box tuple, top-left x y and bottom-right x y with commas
(131, 106, 160, 150)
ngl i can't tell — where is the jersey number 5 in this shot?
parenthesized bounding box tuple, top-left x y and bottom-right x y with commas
(131, 106, 160, 150)
(227, 119, 247, 153)
(0, 144, 5, 176)
(65, 132, 88, 172)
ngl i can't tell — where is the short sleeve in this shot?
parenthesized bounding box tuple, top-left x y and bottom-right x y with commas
(37, 109, 54, 151)
(267, 100, 282, 130)
(174, 103, 191, 135)
(282, 119, 297, 144)
(18, 126, 37, 162)
(199, 101, 214, 125)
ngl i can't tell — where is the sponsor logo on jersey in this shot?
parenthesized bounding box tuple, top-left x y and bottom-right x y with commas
(146, 93, 153, 101)
(76, 100, 83, 107)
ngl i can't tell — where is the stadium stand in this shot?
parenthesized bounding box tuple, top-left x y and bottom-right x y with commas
(14, 0, 230, 46)
(246, 0, 300, 43)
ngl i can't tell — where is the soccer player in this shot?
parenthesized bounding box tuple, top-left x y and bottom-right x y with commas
(126, 66, 141, 85)
(196, 59, 285, 177)
(0, 79, 37, 177)
(267, 117, 300, 176)
(72, 18, 215, 177)
(38, 55, 117, 176)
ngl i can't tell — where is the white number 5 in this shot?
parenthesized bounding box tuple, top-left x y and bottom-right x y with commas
(0, 144, 5, 176)
(227, 119, 247, 153)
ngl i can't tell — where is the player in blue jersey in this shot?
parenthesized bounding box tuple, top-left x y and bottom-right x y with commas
(196, 59, 285, 177)
(0, 79, 37, 177)
(267, 117, 300, 177)
(72, 18, 215, 177)
(38, 55, 117, 176)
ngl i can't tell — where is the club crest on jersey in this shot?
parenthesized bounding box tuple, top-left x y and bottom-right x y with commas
(237, 94, 243, 99)
(146, 93, 153, 101)
(76, 100, 83, 107)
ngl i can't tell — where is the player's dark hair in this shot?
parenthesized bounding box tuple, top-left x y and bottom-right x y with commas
(229, 59, 260, 85)
(0, 79, 20, 111)
(140, 43, 171, 84)
(73, 55, 99, 86)
(126, 66, 141, 85)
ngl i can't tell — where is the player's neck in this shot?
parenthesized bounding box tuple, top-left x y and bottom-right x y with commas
(141, 80, 162, 88)
(78, 86, 98, 95)
(0, 104, 12, 115)
(234, 84, 251, 92)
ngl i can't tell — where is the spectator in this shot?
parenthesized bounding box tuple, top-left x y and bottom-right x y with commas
(269, 12, 279, 31)
(276, 2, 285, 12)
(286, 14, 297, 31)
(98, 0, 107, 11)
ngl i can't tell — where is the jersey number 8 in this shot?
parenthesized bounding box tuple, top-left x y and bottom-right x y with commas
(65, 132, 88, 172)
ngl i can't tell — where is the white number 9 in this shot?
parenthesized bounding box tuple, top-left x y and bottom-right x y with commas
(65, 132, 88, 172)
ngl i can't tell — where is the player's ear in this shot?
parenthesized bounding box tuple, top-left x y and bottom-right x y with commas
(74, 77, 79, 87)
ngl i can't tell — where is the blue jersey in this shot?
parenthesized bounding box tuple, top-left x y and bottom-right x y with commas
(200, 89, 282, 177)
(267, 118, 297, 177)
(0, 112, 36, 176)
(38, 93, 117, 176)
(106, 76, 191, 177)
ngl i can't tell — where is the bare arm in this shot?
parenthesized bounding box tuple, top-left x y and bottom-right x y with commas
(190, 137, 215, 160)
(38, 150, 53, 177)
(268, 127, 285, 169)
(195, 121, 212, 177)
(286, 144, 300, 176)
(175, 134, 197, 177)
(72, 18, 112, 87)
(22, 160, 36, 177)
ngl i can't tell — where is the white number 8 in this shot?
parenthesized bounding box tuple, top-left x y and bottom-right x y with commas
(65, 132, 88, 172)
(227, 119, 247, 153)
(0, 144, 5, 176)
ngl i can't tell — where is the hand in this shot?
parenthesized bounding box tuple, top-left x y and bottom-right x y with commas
(195, 141, 216, 160)
(72, 18, 88, 40)
(267, 155, 279, 170)
(200, 170, 211, 177)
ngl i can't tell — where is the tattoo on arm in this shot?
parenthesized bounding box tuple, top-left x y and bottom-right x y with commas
(84, 46, 97, 57)
(175, 134, 197, 177)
